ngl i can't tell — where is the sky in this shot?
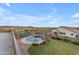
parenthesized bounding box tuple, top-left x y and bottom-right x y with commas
(0, 3, 79, 27)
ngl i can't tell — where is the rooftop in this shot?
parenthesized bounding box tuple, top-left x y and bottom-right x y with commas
(59, 26, 79, 34)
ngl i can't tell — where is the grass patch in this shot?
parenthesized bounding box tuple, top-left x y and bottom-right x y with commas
(28, 39, 79, 55)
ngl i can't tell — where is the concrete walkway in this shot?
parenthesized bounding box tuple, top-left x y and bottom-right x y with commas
(17, 39, 31, 55)
(0, 32, 14, 55)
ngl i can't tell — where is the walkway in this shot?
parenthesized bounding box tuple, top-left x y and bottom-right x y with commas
(17, 39, 31, 55)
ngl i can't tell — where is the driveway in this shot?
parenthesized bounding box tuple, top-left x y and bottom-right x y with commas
(0, 32, 14, 55)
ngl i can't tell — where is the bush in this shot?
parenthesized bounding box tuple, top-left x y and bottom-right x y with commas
(47, 39, 50, 41)
(73, 40, 79, 45)
(40, 40, 48, 45)
(45, 37, 50, 41)
(32, 43, 40, 46)
(57, 37, 62, 40)
(51, 36, 70, 42)
(63, 38, 69, 42)
(51, 36, 62, 40)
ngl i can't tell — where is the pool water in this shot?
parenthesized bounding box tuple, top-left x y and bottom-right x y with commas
(21, 35, 44, 44)
(26, 36, 42, 42)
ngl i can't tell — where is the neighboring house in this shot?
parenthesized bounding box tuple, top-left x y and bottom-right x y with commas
(51, 26, 79, 41)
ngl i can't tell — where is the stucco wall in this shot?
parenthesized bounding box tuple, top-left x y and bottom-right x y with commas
(57, 27, 77, 38)
(11, 30, 22, 55)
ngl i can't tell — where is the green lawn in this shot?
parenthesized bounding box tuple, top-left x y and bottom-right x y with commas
(28, 39, 79, 55)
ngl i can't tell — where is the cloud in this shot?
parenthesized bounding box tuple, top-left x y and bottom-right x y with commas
(46, 17, 64, 27)
(50, 8, 57, 14)
(48, 18, 59, 24)
(72, 13, 79, 18)
(0, 13, 4, 16)
(71, 13, 79, 27)
(6, 3, 11, 7)
(16, 14, 41, 23)
(49, 21, 57, 24)
(16, 14, 52, 22)
(70, 20, 79, 24)
(0, 5, 62, 26)
(0, 20, 5, 23)
(0, 7, 6, 13)
(0, 5, 78, 27)
(0, 12, 61, 26)
(0, 7, 12, 15)
(8, 16, 16, 21)
(0, 7, 5, 16)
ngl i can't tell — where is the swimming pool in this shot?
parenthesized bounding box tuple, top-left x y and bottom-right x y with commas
(26, 36, 42, 42)
(21, 35, 44, 44)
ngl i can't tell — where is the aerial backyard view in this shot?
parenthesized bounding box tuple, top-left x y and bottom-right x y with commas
(0, 26, 79, 55)
(0, 3, 79, 55)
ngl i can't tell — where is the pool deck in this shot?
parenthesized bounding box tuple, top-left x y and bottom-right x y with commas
(17, 39, 32, 55)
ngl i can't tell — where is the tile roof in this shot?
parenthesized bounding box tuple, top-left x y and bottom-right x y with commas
(59, 26, 79, 34)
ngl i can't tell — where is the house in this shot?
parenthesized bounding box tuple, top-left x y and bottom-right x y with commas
(51, 26, 79, 41)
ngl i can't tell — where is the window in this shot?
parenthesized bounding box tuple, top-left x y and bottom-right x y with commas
(54, 32, 57, 35)
(71, 33, 74, 36)
(76, 35, 78, 37)
(59, 32, 65, 35)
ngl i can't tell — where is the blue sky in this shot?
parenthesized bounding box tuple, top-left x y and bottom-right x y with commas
(0, 3, 79, 27)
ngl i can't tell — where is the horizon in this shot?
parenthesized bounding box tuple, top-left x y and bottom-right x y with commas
(0, 25, 78, 28)
(0, 3, 79, 27)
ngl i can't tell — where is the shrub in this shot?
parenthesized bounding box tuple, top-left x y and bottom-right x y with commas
(51, 36, 62, 40)
(51, 36, 70, 42)
(46, 39, 50, 41)
(45, 37, 50, 41)
(40, 40, 48, 45)
(63, 38, 69, 42)
(73, 40, 79, 45)
(32, 43, 40, 46)
(57, 37, 62, 40)
(51, 36, 57, 39)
